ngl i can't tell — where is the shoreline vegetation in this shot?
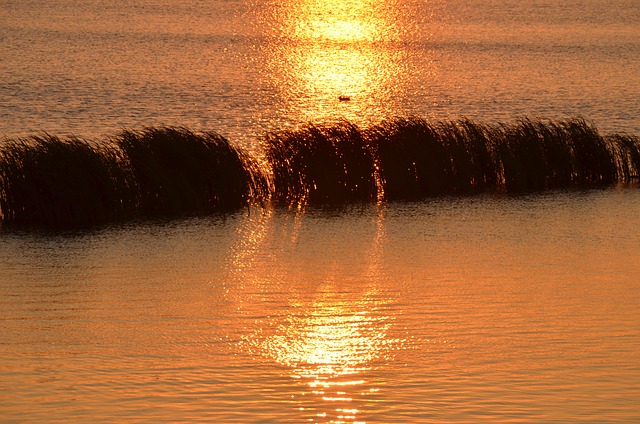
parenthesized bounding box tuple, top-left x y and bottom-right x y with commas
(1, 118, 639, 228)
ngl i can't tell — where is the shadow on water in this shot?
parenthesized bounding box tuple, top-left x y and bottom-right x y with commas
(1, 117, 639, 228)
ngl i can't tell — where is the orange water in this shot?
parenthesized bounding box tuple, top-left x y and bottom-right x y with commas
(2, 0, 639, 420)
(1, 0, 639, 142)
(1, 187, 639, 422)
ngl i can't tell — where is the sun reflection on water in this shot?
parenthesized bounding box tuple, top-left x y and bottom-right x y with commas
(296, 47, 374, 104)
(231, 207, 398, 423)
(289, 0, 383, 42)
(258, 291, 394, 423)
(266, 297, 391, 379)
(258, 0, 406, 125)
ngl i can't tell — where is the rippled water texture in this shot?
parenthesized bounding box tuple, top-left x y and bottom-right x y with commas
(2, 0, 640, 422)
(1, 0, 639, 143)
(1, 188, 639, 422)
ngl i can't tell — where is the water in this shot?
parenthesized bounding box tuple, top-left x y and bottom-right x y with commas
(1, 0, 639, 144)
(1, 187, 639, 422)
(2, 0, 640, 421)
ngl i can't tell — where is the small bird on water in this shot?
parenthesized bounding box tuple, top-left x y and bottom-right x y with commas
(338, 95, 351, 101)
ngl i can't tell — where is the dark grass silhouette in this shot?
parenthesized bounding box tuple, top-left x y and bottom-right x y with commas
(496, 119, 617, 191)
(0, 128, 267, 227)
(266, 117, 640, 204)
(1, 118, 639, 228)
(115, 127, 268, 217)
(607, 133, 640, 181)
(264, 121, 376, 205)
(366, 118, 500, 200)
(0, 135, 131, 227)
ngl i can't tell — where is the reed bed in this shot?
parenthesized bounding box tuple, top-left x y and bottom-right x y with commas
(115, 127, 268, 217)
(366, 118, 501, 200)
(0, 128, 267, 227)
(265, 117, 640, 204)
(264, 121, 376, 205)
(0, 135, 131, 227)
(1, 118, 639, 228)
(496, 119, 618, 191)
(606, 133, 640, 181)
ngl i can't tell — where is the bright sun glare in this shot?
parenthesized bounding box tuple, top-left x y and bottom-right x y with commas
(261, 295, 392, 387)
(294, 0, 380, 42)
(264, 0, 403, 123)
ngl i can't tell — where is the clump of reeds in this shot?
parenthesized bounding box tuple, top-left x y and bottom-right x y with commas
(264, 117, 640, 204)
(0, 128, 268, 227)
(606, 133, 640, 181)
(2, 119, 639, 228)
(366, 118, 501, 200)
(263, 121, 377, 205)
(496, 118, 619, 191)
(114, 127, 268, 216)
(0, 135, 132, 227)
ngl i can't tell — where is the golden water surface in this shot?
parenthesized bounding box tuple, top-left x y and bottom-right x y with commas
(1, 0, 640, 421)
(1, 188, 639, 422)
(2, 0, 638, 139)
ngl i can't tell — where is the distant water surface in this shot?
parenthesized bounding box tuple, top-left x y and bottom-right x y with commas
(1, 0, 639, 144)
(1, 188, 639, 422)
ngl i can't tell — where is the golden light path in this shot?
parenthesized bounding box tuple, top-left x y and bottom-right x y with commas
(259, 0, 406, 125)
(290, 0, 381, 42)
(261, 293, 392, 422)
(229, 206, 400, 423)
(264, 293, 390, 379)
(296, 48, 377, 105)
(231, 2, 409, 419)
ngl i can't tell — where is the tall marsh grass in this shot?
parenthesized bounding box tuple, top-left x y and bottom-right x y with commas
(115, 127, 268, 217)
(366, 118, 500, 200)
(265, 117, 640, 204)
(1, 118, 639, 227)
(0, 135, 131, 227)
(264, 122, 376, 205)
(0, 128, 267, 227)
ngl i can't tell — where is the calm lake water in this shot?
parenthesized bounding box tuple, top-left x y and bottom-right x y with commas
(1, 0, 640, 422)
(1, 188, 640, 422)
(1, 0, 639, 143)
